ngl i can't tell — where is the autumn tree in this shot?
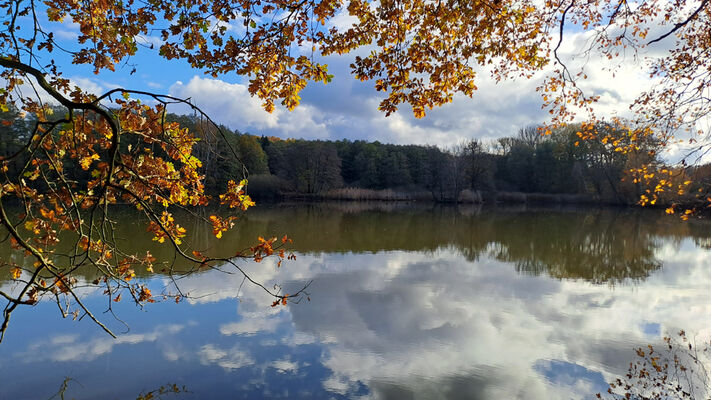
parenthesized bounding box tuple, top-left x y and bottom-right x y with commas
(0, 0, 709, 339)
(488, 122, 665, 201)
(235, 134, 270, 175)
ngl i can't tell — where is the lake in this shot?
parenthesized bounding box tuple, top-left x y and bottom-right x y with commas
(1, 202, 710, 399)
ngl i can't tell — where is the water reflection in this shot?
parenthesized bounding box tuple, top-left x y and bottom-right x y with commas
(1, 204, 711, 399)
(1, 203, 697, 284)
(489, 211, 663, 283)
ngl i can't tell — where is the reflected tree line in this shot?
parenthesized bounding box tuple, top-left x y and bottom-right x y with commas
(3, 204, 707, 285)
(239, 204, 677, 282)
(181, 204, 709, 284)
(488, 212, 662, 284)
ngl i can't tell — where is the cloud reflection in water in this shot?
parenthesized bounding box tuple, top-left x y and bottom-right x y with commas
(2, 208, 711, 399)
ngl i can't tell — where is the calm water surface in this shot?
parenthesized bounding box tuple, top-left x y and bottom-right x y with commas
(1, 203, 710, 399)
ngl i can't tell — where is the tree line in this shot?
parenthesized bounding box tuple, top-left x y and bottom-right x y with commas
(0, 109, 699, 205)
(166, 114, 684, 205)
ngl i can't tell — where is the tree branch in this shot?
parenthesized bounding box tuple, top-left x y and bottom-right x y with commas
(648, 0, 709, 45)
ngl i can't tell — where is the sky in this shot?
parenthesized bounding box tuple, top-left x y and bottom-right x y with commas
(32, 8, 689, 152)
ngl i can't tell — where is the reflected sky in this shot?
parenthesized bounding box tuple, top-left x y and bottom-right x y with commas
(1, 206, 711, 399)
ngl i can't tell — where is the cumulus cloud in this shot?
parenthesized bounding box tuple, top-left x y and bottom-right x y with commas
(159, 31, 671, 148)
(0, 74, 112, 109)
(136, 34, 164, 49)
(169, 77, 278, 128)
(169, 76, 330, 139)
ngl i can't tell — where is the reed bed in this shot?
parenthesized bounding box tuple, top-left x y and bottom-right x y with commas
(318, 187, 431, 201)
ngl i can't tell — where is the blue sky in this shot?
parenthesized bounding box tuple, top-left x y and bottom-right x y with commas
(32, 8, 684, 150)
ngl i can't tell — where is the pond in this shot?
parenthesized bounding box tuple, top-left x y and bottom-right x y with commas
(1, 202, 710, 399)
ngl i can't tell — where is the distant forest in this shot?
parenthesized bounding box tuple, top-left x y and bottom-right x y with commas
(163, 114, 688, 205)
(1, 109, 706, 205)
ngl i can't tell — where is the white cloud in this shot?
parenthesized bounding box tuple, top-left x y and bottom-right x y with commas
(327, 8, 359, 32)
(44, 13, 81, 41)
(18, 324, 185, 363)
(270, 358, 299, 373)
(198, 343, 254, 370)
(68, 76, 117, 96)
(157, 33, 662, 148)
(136, 35, 164, 49)
(169, 76, 278, 128)
(220, 312, 282, 336)
(168, 76, 331, 138)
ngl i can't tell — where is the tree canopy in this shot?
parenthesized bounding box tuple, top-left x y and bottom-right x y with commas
(0, 0, 709, 339)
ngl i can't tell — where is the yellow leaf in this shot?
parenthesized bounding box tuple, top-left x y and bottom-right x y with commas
(79, 154, 100, 170)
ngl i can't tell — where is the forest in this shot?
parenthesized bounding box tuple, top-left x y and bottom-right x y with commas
(3, 107, 703, 207)
(162, 114, 706, 207)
